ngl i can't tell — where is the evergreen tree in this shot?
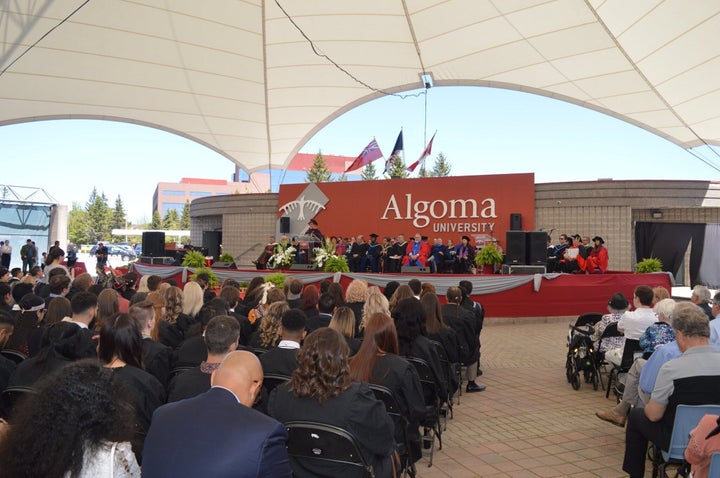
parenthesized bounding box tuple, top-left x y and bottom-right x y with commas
(418, 164, 430, 178)
(110, 196, 127, 241)
(68, 203, 89, 244)
(336, 173, 348, 182)
(180, 200, 191, 229)
(361, 163, 378, 180)
(151, 211, 163, 229)
(163, 209, 180, 230)
(385, 157, 409, 179)
(306, 151, 333, 183)
(85, 188, 112, 243)
(432, 152, 452, 177)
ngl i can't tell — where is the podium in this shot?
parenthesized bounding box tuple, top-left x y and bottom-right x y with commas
(295, 234, 322, 264)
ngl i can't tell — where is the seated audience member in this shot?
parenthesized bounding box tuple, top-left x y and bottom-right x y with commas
(118, 271, 139, 302)
(9, 322, 89, 388)
(248, 285, 285, 332)
(95, 288, 120, 331)
(45, 273, 71, 307)
(407, 279, 422, 299)
(345, 279, 369, 336)
(171, 299, 231, 368)
(168, 315, 240, 402)
(306, 293, 334, 333)
(143, 351, 292, 477)
(350, 312, 425, 462)
(605, 285, 657, 367)
(4, 294, 46, 356)
(182, 281, 205, 319)
(220, 285, 251, 345)
(383, 281, 400, 303)
(420, 282, 436, 299)
(360, 289, 391, 335)
(327, 282, 345, 308)
(0, 361, 139, 476)
(596, 298, 677, 427)
(652, 286, 671, 305)
(685, 414, 720, 478)
(58, 291, 101, 358)
(711, 292, 720, 342)
(137, 275, 150, 294)
(393, 297, 448, 401)
(130, 301, 172, 388)
(585, 236, 609, 273)
(158, 286, 193, 349)
(421, 292, 461, 364)
(330, 306, 361, 355)
(146, 275, 162, 293)
(402, 233, 430, 268)
(442, 286, 484, 392)
(27, 296, 72, 357)
(259, 309, 306, 377)
(0, 312, 16, 392)
(269, 328, 395, 478)
(248, 301, 289, 351)
(0, 284, 11, 316)
(66, 272, 93, 301)
(10, 282, 33, 318)
(458, 280, 485, 371)
(389, 285, 414, 312)
(591, 292, 629, 354)
(622, 303, 720, 478)
(300, 284, 320, 324)
(98, 313, 166, 457)
(691, 285, 714, 321)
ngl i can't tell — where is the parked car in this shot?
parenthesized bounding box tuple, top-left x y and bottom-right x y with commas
(89, 244, 137, 262)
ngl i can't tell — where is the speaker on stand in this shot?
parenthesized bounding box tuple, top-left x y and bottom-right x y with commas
(510, 213, 522, 231)
(505, 231, 527, 265)
(526, 231, 548, 266)
(142, 232, 165, 257)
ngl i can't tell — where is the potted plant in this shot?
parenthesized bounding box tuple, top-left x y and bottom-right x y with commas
(474, 243, 504, 274)
(264, 273, 287, 289)
(182, 250, 207, 268)
(636, 257, 662, 273)
(218, 252, 235, 263)
(323, 255, 350, 273)
(313, 238, 349, 272)
(189, 267, 219, 288)
(268, 242, 296, 270)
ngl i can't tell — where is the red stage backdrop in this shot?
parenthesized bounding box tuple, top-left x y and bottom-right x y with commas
(277, 173, 535, 247)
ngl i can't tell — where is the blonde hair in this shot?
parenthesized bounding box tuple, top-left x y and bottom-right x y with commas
(182, 281, 204, 317)
(361, 289, 390, 331)
(137, 275, 150, 293)
(146, 292, 166, 341)
(259, 301, 289, 348)
(161, 286, 183, 324)
(330, 306, 356, 339)
(345, 279, 369, 303)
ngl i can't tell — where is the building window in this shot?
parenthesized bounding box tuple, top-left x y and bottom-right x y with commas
(164, 190, 185, 196)
(190, 191, 212, 197)
(161, 203, 185, 216)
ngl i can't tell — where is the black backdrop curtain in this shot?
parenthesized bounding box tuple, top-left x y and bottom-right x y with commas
(696, 224, 720, 288)
(635, 222, 709, 286)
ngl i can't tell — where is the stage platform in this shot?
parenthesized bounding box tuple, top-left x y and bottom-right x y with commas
(130, 263, 671, 318)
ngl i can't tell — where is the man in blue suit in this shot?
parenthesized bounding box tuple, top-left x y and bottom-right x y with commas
(142, 351, 292, 477)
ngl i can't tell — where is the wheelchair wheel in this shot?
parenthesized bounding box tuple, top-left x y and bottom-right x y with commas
(565, 356, 573, 383)
(571, 372, 581, 390)
(591, 370, 599, 391)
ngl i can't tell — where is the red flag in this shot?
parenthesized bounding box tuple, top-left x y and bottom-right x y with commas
(345, 139, 383, 172)
(407, 132, 436, 173)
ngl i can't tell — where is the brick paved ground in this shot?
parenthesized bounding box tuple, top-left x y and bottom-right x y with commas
(413, 318, 655, 478)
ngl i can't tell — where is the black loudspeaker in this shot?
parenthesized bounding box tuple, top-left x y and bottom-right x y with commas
(526, 231, 548, 265)
(279, 217, 290, 234)
(290, 264, 316, 271)
(212, 261, 236, 269)
(203, 231, 222, 260)
(142, 232, 165, 257)
(401, 266, 430, 274)
(505, 231, 527, 265)
(510, 213, 522, 231)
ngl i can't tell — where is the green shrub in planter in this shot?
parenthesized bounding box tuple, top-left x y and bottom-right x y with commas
(636, 257, 662, 273)
(189, 267, 219, 288)
(323, 255, 350, 273)
(474, 244, 504, 267)
(219, 253, 235, 263)
(264, 273, 287, 289)
(182, 250, 207, 268)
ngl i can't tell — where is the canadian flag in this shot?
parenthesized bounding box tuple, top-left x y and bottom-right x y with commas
(407, 132, 436, 173)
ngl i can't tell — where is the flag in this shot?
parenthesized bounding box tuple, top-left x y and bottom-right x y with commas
(407, 132, 436, 173)
(384, 130, 403, 173)
(345, 138, 383, 172)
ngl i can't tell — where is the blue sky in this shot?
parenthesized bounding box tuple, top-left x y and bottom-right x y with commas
(2, 86, 718, 223)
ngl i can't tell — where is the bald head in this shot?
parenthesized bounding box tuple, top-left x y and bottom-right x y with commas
(210, 351, 263, 407)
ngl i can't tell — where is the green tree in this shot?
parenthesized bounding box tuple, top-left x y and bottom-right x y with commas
(110, 195, 127, 241)
(68, 202, 89, 244)
(418, 164, 430, 178)
(180, 200, 191, 229)
(85, 188, 111, 243)
(163, 209, 180, 230)
(432, 152, 452, 177)
(361, 163, 378, 180)
(151, 211, 163, 229)
(385, 157, 409, 179)
(336, 173, 348, 182)
(306, 151, 333, 183)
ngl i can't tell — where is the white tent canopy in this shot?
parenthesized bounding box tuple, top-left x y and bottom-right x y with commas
(1, 0, 718, 173)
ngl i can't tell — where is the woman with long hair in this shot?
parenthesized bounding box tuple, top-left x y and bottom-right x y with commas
(389, 285, 414, 312)
(360, 288, 390, 334)
(158, 286, 192, 348)
(392, 297, 448, 402)
(300, 284, 320, 323)
(421, 292, 461, 365)
(330, 306, 361, 355)
(344, 279, 369, 334)
(327, 282, 345, 307)
(249, 301, 289, 350)
(27, 296, 72, 357)
(4, 293, 45, 356)
(145, 292, 166, 342)
(441, 286, 483, 393)
(0, 361, 139, 477)
(182, 281, 204, 319)
(98, 312, 165, 458)
(42, 247, 68, 282)
(349, 312, 425, 461)
(95, 288, 120, 332)
(269, 327, 395, 478)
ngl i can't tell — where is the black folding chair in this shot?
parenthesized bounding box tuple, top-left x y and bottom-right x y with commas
(285, 420, 376, 478)
(595, 321, 623, 390)
(606, 338, 641, 400)
(1, 349, 27, 365)
(252, 347, 267, 356)
(404, 356, 442, 467)
(429, 340, 455, 426)
(369, 384, 416, 478)
(263, 373, 291, 395)
(1, 385, 36, 419)
(169, 365, 194, 380)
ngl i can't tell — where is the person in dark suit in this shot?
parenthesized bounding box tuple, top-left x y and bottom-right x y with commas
(268, 328, 395, 478)
(306, 293, 334, 333)
(259, 309, 306, 377)
(167, 315, 240, 402)
(143, 351, 292, 478)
